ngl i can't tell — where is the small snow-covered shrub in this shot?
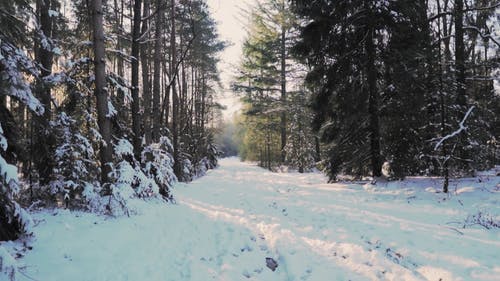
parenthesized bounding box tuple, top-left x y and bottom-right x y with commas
(194, 157, 210, 178)
(105, 137, 178, 215)
(191, 136, 219, 179)
(113, 139, 157, 199)
(205, 141, 219, 169)
(180, 156, 194, 182)
(464, 212, 500, 230)
(50, 112, 100, 208)
(142, 137, 177, 199)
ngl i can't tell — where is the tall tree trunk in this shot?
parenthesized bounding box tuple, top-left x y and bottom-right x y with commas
(162, 60, 170, 127)
(437, 0, 450, 193)
(442, 0, 453, 65)
(114, 0, 127, 135)
(92, 0, 113, 186)
(152, 0, 163, 142)
(454, 0, 466, 107)
(131, 0, 142, 159)
(34, 0, 55, 185)
(170, 0, 181, 177)
(142, 0, 152, 145)
(314, 135, 321, 162)
(280, 23, 287, 164)
(181, 56, 187, 138)
(454, 0, 470, 173)
(365, 8, 382, 178)
(200, 73, 206, 134)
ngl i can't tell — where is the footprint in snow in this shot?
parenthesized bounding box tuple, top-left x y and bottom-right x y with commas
(300, 268, 313, 281)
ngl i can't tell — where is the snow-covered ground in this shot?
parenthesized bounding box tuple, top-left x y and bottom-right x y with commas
(4, 158, 500, 281)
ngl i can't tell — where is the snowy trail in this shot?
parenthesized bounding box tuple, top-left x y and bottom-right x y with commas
(176, 158, 499, 281)
(15, 158, 500, 281)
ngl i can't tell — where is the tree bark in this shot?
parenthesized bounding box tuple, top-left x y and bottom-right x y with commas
(170, 0, 181, 177)
(92, 0, 113, 186)
(454, 0, 470, 173)
(437, 0, 450, 193)
(152, 0, 163, 142)
(280, 22, 287, 164)
(34, 0, 55, 185)
(131, 0, 142, 159)
(114, 0, 127, 129)
(365, 5, 382, 178)
(142, 0, 152, 145)
(455, 0, 466, 106)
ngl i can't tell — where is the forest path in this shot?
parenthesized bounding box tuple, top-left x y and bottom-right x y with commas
(174, 158, 499, 281)
(17, 158, 499, 281)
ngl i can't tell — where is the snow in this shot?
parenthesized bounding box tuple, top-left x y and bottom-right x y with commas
(48, 9, 59, 18)
(0, 246, 17, 280)
(106, 100, 117, 118)
(0, 123, 7, 152)
(114, 139, 134, 158)
(0, 42, 44, 115)
(52, 47, 62, 56)
(13, 158, 500, 281)
(434, 106, 475, 150)
(0, 156, 19, 189)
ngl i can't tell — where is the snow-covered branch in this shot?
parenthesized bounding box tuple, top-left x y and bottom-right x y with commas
(434, 106, 475, 151)
(463, 25, 500, 48)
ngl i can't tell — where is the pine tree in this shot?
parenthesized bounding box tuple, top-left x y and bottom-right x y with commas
(0, 0, 43, 240)
(234, 0, 306, 170)
(285, 90, 316, 173)
(292, 0, 387, 180)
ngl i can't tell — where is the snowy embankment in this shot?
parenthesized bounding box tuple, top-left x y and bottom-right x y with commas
(3, 158, 499, 281)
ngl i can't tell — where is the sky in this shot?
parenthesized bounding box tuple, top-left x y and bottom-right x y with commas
(206, 0, 254, 121)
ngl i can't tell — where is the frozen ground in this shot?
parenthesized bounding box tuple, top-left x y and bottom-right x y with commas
(5, 158, 500, 281)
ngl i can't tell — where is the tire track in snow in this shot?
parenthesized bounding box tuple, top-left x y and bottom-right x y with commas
(178, 196, 424, 281)
(176, 158, 498, 281)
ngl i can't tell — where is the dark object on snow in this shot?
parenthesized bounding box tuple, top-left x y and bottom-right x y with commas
(266, 257, 278, 271)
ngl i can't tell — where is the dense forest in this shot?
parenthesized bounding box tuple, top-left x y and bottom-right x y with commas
(235, 0, 499, 187)
(1, 0, 499, 245)
(1, 0, 224, 240)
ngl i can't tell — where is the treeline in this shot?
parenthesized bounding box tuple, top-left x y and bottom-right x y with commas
(236, 0, 499, 189)
(1, 0, 223, 241)
(234, 0, 319, 173)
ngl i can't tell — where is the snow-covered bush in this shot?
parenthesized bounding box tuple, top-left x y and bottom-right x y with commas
(0, 123, 33, 241)
(113, 139, 157, 199)
(464, 211, 500, 230)
(205, 141, 219, 169)
(193, 142, 219, 179)
(50, 112, 100, 208)
(142, 137, 177, 199)
(89, 136, 178, 216)
(186, 132, 220, 179)
(179, 155, 194, 182)
(195, 157, 210, 178)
